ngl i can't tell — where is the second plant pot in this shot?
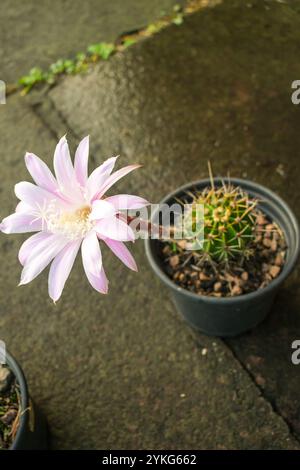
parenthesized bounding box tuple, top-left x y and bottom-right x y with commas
(145, 178, 300, 337)
(6, 352, 48, 450)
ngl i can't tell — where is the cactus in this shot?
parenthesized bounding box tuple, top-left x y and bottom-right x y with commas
(181, 181, 258, 263)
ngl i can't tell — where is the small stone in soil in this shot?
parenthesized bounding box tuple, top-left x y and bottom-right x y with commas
(177, 240, 187, 249)
(224, 273, 236, 283)
(0, 366, 13, 393)
(262, 263, 270, 273)
(275, 253, 284, 266)
(241, 271, 249, 281)
(270, 239, 277, 252)
(1, 409, 17, 426)
(199, 272, 210, 281)
(233, 276, 243, 287)
(269, 265, 281, 278)
(257, 215, 268, 225)
(262, 238, 272, 248)
(169, 255, 179, 268)
(214, 282, 222, 292)
(190, 271, 198, 280)
(261, 249, 270, 258)
(231, 285, 242, 296)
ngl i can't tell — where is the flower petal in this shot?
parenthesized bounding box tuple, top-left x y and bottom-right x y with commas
(82, 231, 108, 293)
(84, 267, 108, 294)
(18, 232, 52, 265)
(48, 239, 81, 302)
(0, 212, 42, 234)
(15, 201, 34, 213)
(103, 238, 137, 271)
(105, 194, 149, 210)
(93, 164, 141, 201)
(82, 231, 102, 274)
(54, 136, 82, 202)
(25, 152, 58, 194)
(19, 235, 67, 285)
(74, 136, 89, 187)
(90, 200, 116, 221)
(53, 136, 74, 187)
(87, 156, 118, 200)
(15, 181, 55, 208)
(95, 216, 135, 241)
(23, 232, 61, 263)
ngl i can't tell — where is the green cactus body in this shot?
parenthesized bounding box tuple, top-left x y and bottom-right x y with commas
(182, 184, 257, 262)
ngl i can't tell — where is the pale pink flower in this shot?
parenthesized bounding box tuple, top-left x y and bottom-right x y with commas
(0, 136, 148, 301)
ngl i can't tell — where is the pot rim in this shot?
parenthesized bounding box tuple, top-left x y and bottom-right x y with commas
(5, 351, 29, 450)
(145, 177, 300, 304)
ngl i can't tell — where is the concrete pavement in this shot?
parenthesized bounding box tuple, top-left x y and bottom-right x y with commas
(0, 0, 300, 449)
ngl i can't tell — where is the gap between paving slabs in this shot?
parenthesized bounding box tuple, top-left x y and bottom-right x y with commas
(31, 90, 300, 444)
(1, 88, 297, 448)
(37, 0, 300, 446)
(26, 89, 299, 449)
(3, 0, 300, 449)
(223, 337, 300, 445)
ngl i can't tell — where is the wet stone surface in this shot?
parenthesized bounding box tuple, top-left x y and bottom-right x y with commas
(0, 0, 300, 449)
(0, 0, 184, 83)
(47, 0, 300, 445)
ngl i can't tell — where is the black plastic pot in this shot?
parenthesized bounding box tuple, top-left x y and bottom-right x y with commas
(145, 178, 300, 337)
(5, 352, 48, 450)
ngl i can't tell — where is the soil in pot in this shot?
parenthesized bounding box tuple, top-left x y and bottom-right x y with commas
(0, 365, 20, 449)
(160, 182, 287, 298)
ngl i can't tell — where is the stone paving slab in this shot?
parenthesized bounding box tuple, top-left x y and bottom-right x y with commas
(46, 0, 300, 446)
(0, 0, 184, 83)
(1, 97, 297, 449)
(0, 0, 299, 450)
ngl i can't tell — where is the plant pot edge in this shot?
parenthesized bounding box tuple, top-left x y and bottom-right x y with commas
(5, 351, 48, 450)
(145, 177, 300, 336)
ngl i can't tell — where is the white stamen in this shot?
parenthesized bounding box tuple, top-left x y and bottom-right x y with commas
(46, 205, 94, 240)
(30, 199, 51, 231)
